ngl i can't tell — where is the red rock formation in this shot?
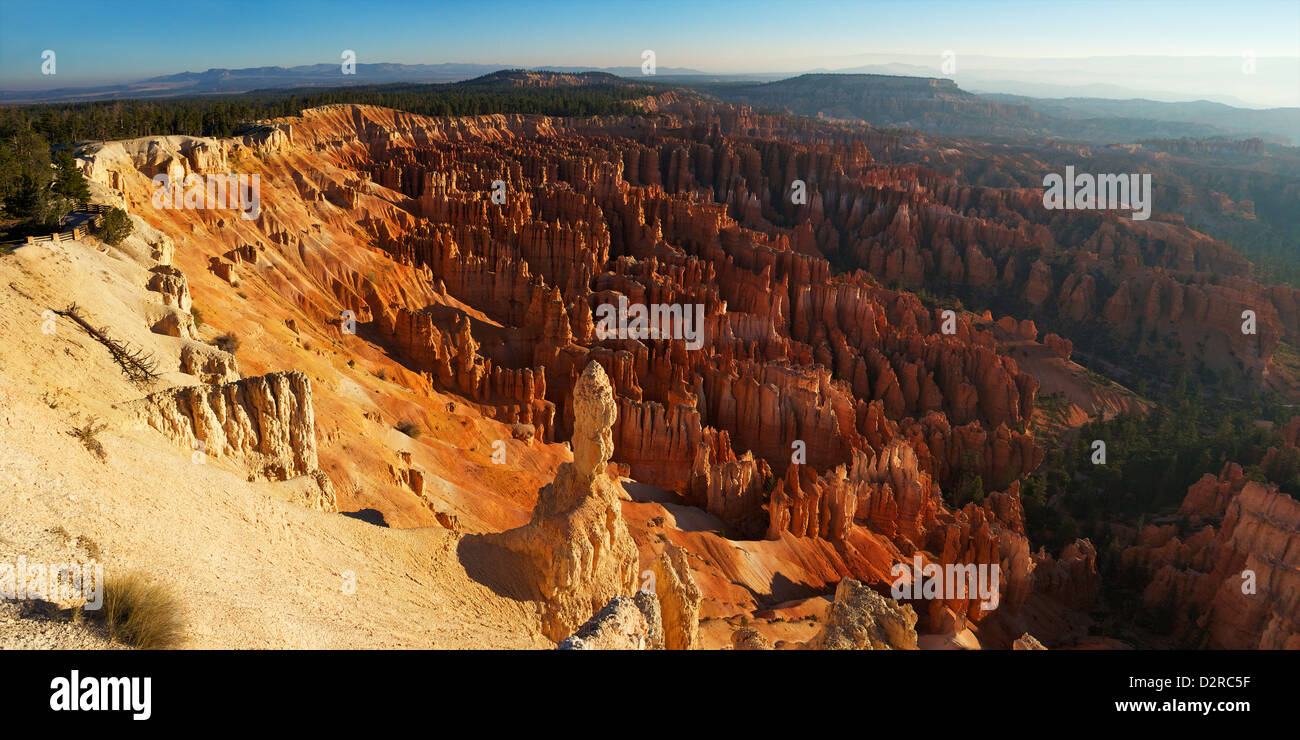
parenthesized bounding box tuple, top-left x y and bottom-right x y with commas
(237, 103, 1083, 631)
(1042, 332, 1073, 360)
(88, 97, 1297, 647)
(1123, 459, 1300, 649)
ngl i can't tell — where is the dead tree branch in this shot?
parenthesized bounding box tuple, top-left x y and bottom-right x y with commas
(55, 304, 161, 387)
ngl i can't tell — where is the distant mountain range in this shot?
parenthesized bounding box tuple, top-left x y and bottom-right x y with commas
(0, 62, 704, 104)
(793, 53, 1300, 109)
(981, 95, 1300, 144)
(3, 61, 1297, 146)
(688, 73, 1300, 146)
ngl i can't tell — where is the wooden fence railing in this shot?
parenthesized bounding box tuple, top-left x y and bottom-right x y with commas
(1, 205, 108, 247)
(6, 227, 91, 245)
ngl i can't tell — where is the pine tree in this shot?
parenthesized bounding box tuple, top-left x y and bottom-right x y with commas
(95, 206, 132, 245)
(53, 148, 91, 202)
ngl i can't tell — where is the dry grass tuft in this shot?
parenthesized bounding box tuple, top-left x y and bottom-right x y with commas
(100, 572, 184, 649)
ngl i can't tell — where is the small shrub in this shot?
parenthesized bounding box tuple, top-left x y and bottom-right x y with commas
(100, 571, 183, 649)
(69, 417, 108, 461)
(212, 333, 240, 354)
(94, 207, 133, 246)
(190, 305, 204, 328)
(395, 420, 421, 438)
(347, 359, 355, 368)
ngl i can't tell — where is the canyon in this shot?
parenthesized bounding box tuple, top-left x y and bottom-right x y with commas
(2, 74, 1296, 649)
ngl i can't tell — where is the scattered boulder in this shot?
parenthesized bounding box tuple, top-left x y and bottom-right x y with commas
(805, 578, 919, 650)
(634, 590, 665, 650)
(212, 259, 235, 283)
(731, 627, 773, 650)
(149, 235, 175, 264)
(146, 265, 191, 312)
(179, 342, 239, 384)
(274, 469, 339, 513)
(149, 306, 195, 339)
(433, 511, 461, 532)
(558, 595, 651, 650)
(1013, 633, 1047, 650)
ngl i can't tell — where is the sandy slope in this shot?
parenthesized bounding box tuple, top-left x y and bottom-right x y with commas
(0, 227, 548, 649)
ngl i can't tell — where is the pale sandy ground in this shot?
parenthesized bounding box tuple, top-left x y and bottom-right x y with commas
(0, 602, 120, 650)
(0, 229, 549, 649)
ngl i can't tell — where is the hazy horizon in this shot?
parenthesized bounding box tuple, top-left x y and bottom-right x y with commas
(1, 0, 1297, 107)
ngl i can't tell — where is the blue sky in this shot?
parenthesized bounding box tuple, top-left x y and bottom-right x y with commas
(1, 0, 1297, 86)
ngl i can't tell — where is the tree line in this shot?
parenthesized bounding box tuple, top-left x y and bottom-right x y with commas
(0, 77, 650, 238)
(0, 77, 649, 143)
